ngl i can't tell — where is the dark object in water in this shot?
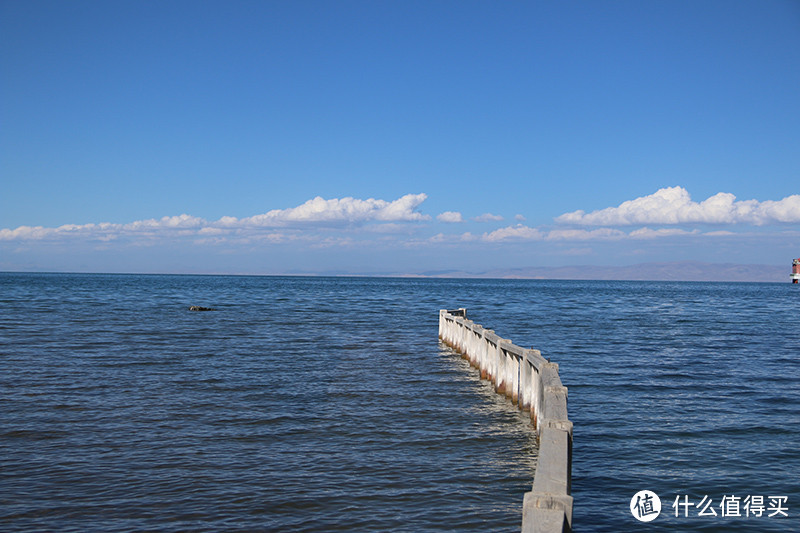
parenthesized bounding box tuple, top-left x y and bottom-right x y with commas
(189, 306, 215, 311)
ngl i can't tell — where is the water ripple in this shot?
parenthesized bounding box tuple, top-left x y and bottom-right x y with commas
(2, 274, 797, 532)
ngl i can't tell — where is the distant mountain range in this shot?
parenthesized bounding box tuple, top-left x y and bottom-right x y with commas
(413, 261, 790, 283)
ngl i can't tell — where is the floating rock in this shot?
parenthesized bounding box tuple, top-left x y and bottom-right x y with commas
(189, 306, 215, 311)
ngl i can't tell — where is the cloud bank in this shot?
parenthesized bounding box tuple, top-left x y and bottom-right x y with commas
(556, 186, 800, 226)
(234, 193, 430, 226)
(3, 187, 796, 250)
(479, 225, 627, 242)
(0, 194, 430, 242)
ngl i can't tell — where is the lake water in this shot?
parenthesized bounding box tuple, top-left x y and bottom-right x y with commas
(1, 273, 797, 531)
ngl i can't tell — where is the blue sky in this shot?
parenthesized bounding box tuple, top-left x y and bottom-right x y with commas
(1, 0, 798, 274)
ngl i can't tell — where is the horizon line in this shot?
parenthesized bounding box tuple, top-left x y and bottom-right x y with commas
(1, 259, 794, 283)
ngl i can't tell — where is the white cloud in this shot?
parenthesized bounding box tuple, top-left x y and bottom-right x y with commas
(555, 186, 800, 226)
(514, 214, 526, 222)
(480, 225, 693, 242)
(482, 224, 543, 242)
(0, 194, 431, 242)
(197, 227, 228, 236)
(437, 211, 464, 223)
(427, 231, 478, 244)
(473, 213, 504, 222)
(545, 228, 626, 241)
(628, 227, 697, 239)
(240, 193, 430, 226)
(362, 222, 429, 235)
(123, 214, 207, 231)
(218, 216, 239, 227)
(0, 225, 49, 240)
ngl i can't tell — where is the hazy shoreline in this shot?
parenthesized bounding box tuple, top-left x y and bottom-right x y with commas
(1, 261, 793, 283)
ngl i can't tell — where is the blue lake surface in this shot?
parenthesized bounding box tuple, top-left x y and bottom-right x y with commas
(1, 273, 798, 531)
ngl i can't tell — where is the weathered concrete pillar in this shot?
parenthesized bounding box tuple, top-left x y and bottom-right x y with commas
(519, 355, 531, 411)
(490, 337, 501, 385)
(522, 424, 573, 532)
(470, 329, 480, 365)
(495, 343, 505, 395)
(499, 341, 516, 401)
(479, 330, 492, 377)
(508, 346, 520, 404)
(513, 350, 520, 403)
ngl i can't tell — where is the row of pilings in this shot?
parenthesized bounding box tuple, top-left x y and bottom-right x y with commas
(438, 309, 573, 533)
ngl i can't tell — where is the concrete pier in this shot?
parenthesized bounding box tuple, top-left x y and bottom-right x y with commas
(439, 308, 573, 533)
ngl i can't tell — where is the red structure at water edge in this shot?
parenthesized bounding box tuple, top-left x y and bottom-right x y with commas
(792, 258, 800, 284)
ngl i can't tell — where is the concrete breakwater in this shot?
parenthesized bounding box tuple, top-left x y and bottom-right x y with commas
(438, 309, 573, 533)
